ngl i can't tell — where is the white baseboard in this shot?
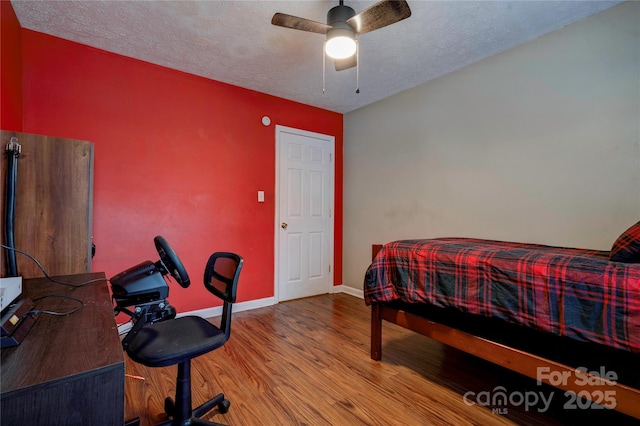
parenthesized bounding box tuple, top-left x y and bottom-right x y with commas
(181, 296, 276, 319)
(116, 289, 364, 332)
(118, 321, 133, 335)
(332, 284, 364, 299)
(118, 296, 277, 331)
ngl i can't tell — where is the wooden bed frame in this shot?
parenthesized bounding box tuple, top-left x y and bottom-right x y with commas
(369, 244, 640, 419)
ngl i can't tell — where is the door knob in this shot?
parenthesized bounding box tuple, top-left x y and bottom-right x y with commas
(281, 222, 288, 229)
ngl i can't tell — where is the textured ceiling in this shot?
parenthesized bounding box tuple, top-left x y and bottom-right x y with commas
(11, 0, 622, 113)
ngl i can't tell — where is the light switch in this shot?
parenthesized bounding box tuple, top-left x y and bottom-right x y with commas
(257, 191, 265, 202)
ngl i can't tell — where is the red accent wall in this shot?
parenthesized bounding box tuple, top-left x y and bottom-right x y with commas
(1, 0, 23, 131)
(20, 30, 343, 313)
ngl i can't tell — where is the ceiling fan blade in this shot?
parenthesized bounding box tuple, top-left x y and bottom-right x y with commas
(271, 13, 332, 35)
(334, 55, 357, 72)
(347, 0, 411, 35)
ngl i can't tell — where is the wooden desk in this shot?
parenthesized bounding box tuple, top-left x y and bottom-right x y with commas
(1, 273, 125, 425)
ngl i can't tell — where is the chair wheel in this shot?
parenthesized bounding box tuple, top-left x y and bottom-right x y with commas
(164, 397, 175, 417)
(218, 399, 230, 414)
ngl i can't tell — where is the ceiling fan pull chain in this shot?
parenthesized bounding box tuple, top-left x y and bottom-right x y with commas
(356, 40, 360, 94)
(322, 42, 326, 94)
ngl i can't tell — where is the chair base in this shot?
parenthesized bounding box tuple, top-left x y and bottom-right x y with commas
(152, 391, 228, 426)
(155, 391, 229, 426)
(124, 392, 229, 426)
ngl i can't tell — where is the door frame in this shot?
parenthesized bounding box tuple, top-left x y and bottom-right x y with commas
(274, 125, 335, 303)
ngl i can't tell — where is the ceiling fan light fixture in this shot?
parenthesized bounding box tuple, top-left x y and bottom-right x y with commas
(325, 28, 356, 59)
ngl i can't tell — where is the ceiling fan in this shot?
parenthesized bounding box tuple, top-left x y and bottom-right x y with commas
(271, 0, 411, 72)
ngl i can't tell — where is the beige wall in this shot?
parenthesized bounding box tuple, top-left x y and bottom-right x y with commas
(343, 2, 640, 289)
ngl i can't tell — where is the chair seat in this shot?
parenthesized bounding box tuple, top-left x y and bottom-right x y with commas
(126, 316, 227, 368)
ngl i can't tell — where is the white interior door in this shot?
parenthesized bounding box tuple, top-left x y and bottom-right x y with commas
(276, 126, 334, 302)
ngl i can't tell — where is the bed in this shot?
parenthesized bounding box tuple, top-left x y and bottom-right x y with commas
(364, 222, 640, 419)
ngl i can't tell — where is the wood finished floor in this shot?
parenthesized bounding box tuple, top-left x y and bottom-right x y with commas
(124, 293, 637, 425)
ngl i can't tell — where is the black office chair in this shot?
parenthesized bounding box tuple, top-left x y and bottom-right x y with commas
(125, 252, 244, 426)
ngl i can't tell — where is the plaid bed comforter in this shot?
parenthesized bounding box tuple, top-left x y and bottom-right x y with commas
(364, 238, 640, 353)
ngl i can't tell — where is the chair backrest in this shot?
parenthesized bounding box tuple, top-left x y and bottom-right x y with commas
(203, 252, 243, 340)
